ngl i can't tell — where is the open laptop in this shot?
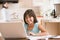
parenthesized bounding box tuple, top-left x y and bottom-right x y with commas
(0, 22, 28, 38)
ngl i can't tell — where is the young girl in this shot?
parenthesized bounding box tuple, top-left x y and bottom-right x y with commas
(23, 9, 48, 36)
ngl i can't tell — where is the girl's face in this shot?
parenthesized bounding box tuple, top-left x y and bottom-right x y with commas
(25, 15, 34, 24)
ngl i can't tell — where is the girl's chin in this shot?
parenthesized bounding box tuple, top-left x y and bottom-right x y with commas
(29, 23, 33, 25)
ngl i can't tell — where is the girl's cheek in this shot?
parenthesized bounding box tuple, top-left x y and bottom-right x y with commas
(26, 19, 30, 24)
(30, 17, 34, 22)
(26, 20, 28, 23)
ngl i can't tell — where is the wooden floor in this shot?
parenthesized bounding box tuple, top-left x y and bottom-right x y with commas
(5, 38, 28, 40)
(5, 38, 45, 40)
(5, 38, 60, 40)
(49, 38, 60, 40)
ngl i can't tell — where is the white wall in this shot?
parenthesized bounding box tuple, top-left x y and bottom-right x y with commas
(0, 0, 40, 21)
(7, 3, 29, 20)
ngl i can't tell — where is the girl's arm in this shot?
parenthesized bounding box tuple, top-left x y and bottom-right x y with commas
(28, 23, 49, 36)
(37, 23, 49, 36)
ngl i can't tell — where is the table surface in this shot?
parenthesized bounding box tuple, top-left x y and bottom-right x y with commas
(2, 35, 60, 40)
(5, 38, 60, 40)
(4, 35, 60, 40)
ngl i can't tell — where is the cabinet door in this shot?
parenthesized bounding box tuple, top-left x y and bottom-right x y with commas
(45, 22, 58, 35)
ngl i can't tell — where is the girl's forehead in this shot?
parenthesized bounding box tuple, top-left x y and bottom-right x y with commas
(25, 16, 33, 19)
(26, 14, 33, 17)
(26, 15, 30, 17)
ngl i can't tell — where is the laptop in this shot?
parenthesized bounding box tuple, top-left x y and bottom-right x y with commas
(0, 22, 52, 39)
(0, 22, 27, 38)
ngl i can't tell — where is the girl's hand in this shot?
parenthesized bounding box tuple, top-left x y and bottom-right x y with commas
(36, 32, 49, 36)
(28, 17, 34, 25)
(29, 32, 36, 36)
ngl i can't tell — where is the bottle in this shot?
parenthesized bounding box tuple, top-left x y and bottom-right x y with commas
(53, 9, 57, 18)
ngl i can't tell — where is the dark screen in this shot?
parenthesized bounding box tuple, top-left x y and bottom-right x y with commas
(0, 0, 18, 3)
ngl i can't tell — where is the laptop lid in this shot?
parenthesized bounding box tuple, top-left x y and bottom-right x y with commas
(0, 22, 27, 38)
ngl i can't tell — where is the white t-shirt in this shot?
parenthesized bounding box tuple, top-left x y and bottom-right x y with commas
(1, 8, 9, 21)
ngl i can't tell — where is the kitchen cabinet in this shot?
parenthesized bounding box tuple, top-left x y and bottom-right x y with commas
(43, 18, 60, 35)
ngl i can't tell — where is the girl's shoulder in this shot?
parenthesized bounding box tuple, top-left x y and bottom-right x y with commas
(35, 22, 39, 25)
(34, 22, 39, 27)
(24, 23, 28, 27)
(35, 22, 42, 28)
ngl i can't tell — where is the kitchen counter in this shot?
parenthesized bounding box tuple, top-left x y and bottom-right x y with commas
(43, 17, 60, 22)
(0, 20, 23, 23)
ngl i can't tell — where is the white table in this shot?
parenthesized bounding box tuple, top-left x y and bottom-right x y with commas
(48, 35, 60, 40)
(27, 35, 54, 40)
